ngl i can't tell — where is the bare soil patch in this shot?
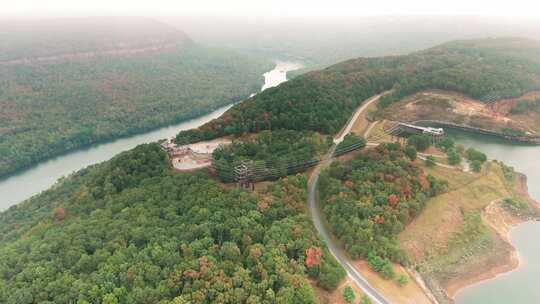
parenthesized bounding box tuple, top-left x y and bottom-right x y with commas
(380, 90, 538, 136)
(171, 137, 231, 171)
(400, 161, 540, 302)
(445, 201, 520, 298)
(354, 261, 433, 304)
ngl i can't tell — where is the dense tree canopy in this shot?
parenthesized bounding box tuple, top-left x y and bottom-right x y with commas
(319, 143, 447, 266)
(0, 144, 344, 303)
(177, 38, 540, 144)
(212, 130, 331, 182)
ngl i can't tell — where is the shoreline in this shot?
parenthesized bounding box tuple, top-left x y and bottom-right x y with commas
(449, 247, 521, 299)
(445, 173, 540, 301)
(446, 209, 523, 299)
(0, 61, 301, 211)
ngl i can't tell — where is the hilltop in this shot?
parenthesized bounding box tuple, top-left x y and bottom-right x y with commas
(176, 37, 540, 144)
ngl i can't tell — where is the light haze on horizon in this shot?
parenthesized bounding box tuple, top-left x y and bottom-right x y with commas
(3, 0, 540, 18)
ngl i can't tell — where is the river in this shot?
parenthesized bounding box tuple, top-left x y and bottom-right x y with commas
(0, 61, 301, 211)
(450, 131, 540, 304)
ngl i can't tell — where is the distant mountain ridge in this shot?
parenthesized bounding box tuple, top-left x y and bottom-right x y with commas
(176, 37, 540, 144)
(0, 17, 272, 178)
(0, 17, 192, 62)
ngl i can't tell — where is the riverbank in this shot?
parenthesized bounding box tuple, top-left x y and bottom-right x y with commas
(399, 160, 540, 304)
(449, 173, 540, 300)
(448, 131, 540, 303)
(0, 61, 302, 211)
(446, 202, 521, 298)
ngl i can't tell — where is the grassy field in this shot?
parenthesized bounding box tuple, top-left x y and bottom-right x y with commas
(401, 161, 508, 262)
(354, 261, 432, 304)
(399, 160, 536, 300)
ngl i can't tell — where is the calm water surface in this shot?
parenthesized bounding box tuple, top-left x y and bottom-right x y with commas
(0, 62, 300, 211)
(451, 131, 540, 304)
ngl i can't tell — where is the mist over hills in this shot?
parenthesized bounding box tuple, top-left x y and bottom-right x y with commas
(0, 16, 272, 178)
(0, 17, 192, 62)
(168, 15, 540, 68)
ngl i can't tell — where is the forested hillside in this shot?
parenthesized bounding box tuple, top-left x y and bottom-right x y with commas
(319, 144, 447, 268)
(0, 17, 272, 178)
(177, 38, 540, 144)
(212, 130, 331, 182)
(0, 144, 345, 303)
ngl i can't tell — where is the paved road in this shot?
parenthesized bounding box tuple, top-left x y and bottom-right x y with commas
(310, 92, 392, 304)
(334, 92, 389, 144)
(308, 151, 391, 304)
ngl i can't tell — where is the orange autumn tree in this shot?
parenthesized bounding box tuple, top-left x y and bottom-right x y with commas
(306, 247, 323, 267)
(319, 143, 448, 265)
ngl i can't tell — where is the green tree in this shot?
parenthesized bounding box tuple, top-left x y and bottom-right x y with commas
(397, 274, 409, 286)
(343, 286, 356, 304)
(380, 261, 396, 280)
(438, 137, 455, 151)
(466, 148, 487, 163)
(447, 149, 461, 165)
(0, 145, 345, 302)
(361, 294, 373, 304)
(425, 155, 437, 167)
(471, 160, 483, 172)
(408, 135, 431, 151)
(404, 145, 417, 161)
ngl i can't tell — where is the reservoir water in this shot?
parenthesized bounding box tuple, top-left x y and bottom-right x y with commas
(451, 131, 540, 304)
(0, 61, 300, 211)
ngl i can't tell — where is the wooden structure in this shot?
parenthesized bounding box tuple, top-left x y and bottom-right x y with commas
(234, 162, 253, 189)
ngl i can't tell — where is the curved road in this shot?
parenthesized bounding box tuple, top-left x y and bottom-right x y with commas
(334, 92, 389, 144)
(310, 92, 392, 304)
(308, 155, 391, 304)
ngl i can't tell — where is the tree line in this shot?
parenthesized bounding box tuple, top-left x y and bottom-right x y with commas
(0, 144, 345, 303)
(319, 143, 448, 273)
(177, 38, 540, 145)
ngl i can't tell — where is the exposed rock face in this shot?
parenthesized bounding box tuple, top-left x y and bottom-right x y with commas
(0, 17, 192, 63)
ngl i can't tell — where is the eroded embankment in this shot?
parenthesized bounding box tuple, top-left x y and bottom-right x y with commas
(446, 173, 540, 299)
(377, 90, 540, 144)
(400, 162, 540, 304)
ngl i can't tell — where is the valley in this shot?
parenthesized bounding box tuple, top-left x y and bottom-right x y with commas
(4, 33, 540, 304)
(0, 17, 273, 179)
(0, 61, 300, 210)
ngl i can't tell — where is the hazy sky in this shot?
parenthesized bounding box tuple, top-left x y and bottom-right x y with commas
(4, 0, 540, 18)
